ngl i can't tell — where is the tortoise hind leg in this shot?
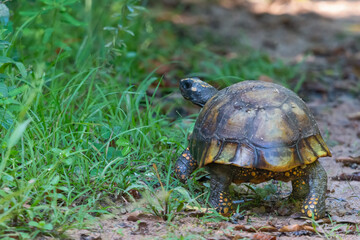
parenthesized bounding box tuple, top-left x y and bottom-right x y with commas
(290, 178, 310, 201)
(175, 147, 197, 183)
(293, 161, 327, 219)
(207, 164, 234, 216)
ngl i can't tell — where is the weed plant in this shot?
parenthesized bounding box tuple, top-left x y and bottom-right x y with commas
(0, 0, 300, 238)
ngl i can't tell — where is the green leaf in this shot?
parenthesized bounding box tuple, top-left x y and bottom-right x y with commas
(2, 173, 13, 181)
(176, 202, 185, 212)
(19, 11, 42, 16)
(0, 73, 7, 79)
(0, 40, 10, 50)
(172, 187, 191, 200)
(116, 137, 130, 147)
(50, 175, 60, 185)
(42, 28, 54, 44)
(65, 157, 74, 165)
(0, 98, 20, 105)
(8, 85, 28, 97)
(42, 223, 53, 230)
(0, 56, 27, 77)
(28, 221, 39, 227)
(121, 146, 131, 156)
(36, 221, 53, 230)
(8, 119, 32, 149)
(61, 12, 85, 26)
(116, 137, 132, 156)
(62, 0, 79, 7)
(14, 62, 27, 78)
(18, 232, 31, 239)
(0, 56, 14, 64)
(123, 29, 134, 36)
(127, 5, 134, 13)
(0, 108, 15, 129)
(0, 82, 8, 97)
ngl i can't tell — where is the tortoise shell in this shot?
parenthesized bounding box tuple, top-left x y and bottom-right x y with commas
(190, 80, 331, 172)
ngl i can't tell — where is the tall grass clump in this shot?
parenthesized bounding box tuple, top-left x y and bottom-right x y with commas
(0, 1, 189, 238)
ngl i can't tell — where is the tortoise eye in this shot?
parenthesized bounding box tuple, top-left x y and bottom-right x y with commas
(182, 80, 192, 89)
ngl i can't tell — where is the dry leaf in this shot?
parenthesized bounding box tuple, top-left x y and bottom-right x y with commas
(234, 224, 256, 232)
(279, 224, 315, 233)
(135, 222, 149, 235)
(80, 234, 102, 240)
(257, 226, 278, 232)
(224, 232, 246, 240)
(127, 211, 141, 222)
(184, 205, 208, 212)
(180, 205, 208, 217)
(128, 189, 142, 200)
(234, 225, 277, 232)
(303, 226, 316, 232)
(349, 225, 359, 232)
(279, 224, 302, 232)
(206, 222, 228, 230)
(252, 233, 277, 240)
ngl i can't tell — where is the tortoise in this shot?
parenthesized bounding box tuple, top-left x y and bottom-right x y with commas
(175, 78, 331, 219)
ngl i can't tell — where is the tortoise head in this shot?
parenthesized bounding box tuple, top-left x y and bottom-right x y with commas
(179, 78, 218, 107)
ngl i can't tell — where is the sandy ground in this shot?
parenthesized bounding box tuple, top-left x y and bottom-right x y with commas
(65, 0, 360, 239)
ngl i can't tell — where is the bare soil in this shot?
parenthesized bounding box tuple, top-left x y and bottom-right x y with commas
(66, 1, 360, 239)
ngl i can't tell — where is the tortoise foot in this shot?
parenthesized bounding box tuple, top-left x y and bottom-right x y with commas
(301, 193, 325, 220)
(215, 192, 233, 216)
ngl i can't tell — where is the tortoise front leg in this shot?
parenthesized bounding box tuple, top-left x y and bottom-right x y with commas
(175, 147, 197, 183)
(207, 164, 234, 216)
(299, 161, 327, 219)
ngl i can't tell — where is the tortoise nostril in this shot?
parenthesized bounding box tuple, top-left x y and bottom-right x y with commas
(182, 80, 192, 89)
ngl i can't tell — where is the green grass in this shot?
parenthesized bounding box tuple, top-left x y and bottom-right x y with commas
(0, 0, 301, 238)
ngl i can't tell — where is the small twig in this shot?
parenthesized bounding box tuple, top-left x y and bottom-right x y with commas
(152, 163, 164, 190)
(335, 156, 360, 165)
(348, 112, 360, 120)
(332, 172, 360, 181)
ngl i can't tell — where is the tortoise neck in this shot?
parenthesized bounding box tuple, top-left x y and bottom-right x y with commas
(179, 78, 218, 107)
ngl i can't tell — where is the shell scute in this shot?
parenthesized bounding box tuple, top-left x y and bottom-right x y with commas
(251, 108, 299, 147)
(282, 99, 318, 137)
(307, 135, 332, 157)
(217, 142, 238, 163)
(257, 146, 301, 171)
(240, 87, 288, 108)
(218, 106, 256, 140)
(231, 143, 256, 167)
(298, 137, 319, 164)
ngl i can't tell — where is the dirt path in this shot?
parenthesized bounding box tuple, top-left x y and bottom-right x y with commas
(66, 1, 360, 239)
(172, 0, 360, 60)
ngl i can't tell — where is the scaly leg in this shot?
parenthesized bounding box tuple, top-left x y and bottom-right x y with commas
(208, 164, 234, 216)
(300, 161, 327, 219)
(175, 147, 197, 183)
(290, 178, 310, 200)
